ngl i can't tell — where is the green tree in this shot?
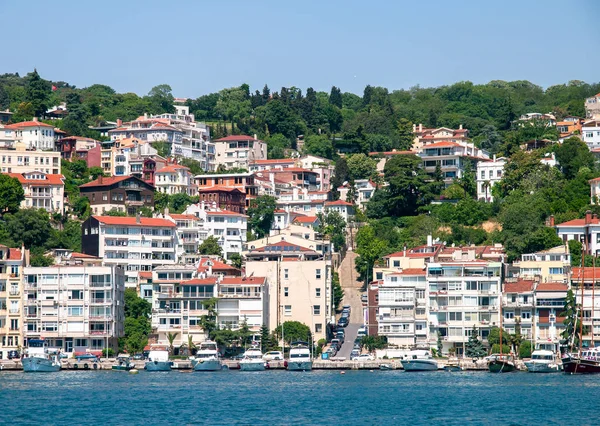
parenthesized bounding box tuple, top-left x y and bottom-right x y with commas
(330, 157, 350, 199)
(265, 133, 290, 159)
(331, 272, 344, 312)
(346, 153, 378, 181)
(329, 86, 343, 109)
(25, 69, 51, 118)
(465, 326, 487, 358)
(121, 289, 152, 355)
(200, 298, 218, 338)
(247, 195, 277, 239)
(318, 211, 347, 252)
(0, 174, 24, 214)
(105, 208, 127, 217)
(562, 289, 585, 349)
(198, 236, 223, 257)
(519, 340, 532, 358)
(554, 136, 596, 180)
(354, 225, 387, 283)
(147, 84, 175, 114)
(276, 321, 312, 345)
(167, 332, 179, 354)
(360, 335, 388, 352)
(215, 86, 252, 132)
(303, 134, 334, 159)
(260, 324, 275, 352)
(5, 209, 52, 248)
(229, 253, 242, 269)
(459, 160, 477, 198)
(395, 118, 414, 150)
(437, 332, 443, 356)
(238, 318, 252, 347)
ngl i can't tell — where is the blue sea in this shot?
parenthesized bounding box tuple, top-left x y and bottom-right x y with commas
(0, 369, 597, 425)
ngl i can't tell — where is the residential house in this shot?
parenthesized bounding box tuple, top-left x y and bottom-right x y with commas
(154, 163, 196, 196)
(292, 215, 321, 230)
(0, 141, 61, 174)
(324, 200, 354, 221)
(338, 179, 377, 210)
(267, 168, 319, 191)
(571, 267, 600, 348)
(476, 156, 506, 202)
(0, 246, 26, 360)
(533, 282, 567, 347)
(554, 211, 600, 255)
(194, 172, 258, 208)
(81, 216, 177, 286)
(249, 158, 296, 172)
(213, 135, 267, 170)
(8, 171, 64, 213)
(245, 240, 333, 341)
(556, 117, 584, 141)
(298, 155, 335, 191)
(197, 187, 246, 214)
(583, 120, 600, 150)
(586, 93, 600, 120)
(23, 264, 125, 355)
(55, 136, 101, 166)
(79, 175, 155, 216)
(419, 141, 489, 187)
(216, 276, 267, 334)
(512, 246, 570, 283)
(373, 237, 443, 281)
(502, 280, 535, 341)
(3, 119, 55, 150)
(412, 123, 469, 151)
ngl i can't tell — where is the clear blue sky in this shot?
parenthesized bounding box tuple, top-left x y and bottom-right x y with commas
(4, 0, 599, 97)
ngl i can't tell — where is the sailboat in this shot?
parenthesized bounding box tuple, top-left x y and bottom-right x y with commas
(488, 298, 516, 373)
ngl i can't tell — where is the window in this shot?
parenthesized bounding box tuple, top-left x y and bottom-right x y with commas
(284, 305, 292, 316)
(284, 287, 289, 297)
(393, 260, 400, 267)
(505, 311, 514, 319)
(68, 306, 83, 316)
(316, 288, 321, 297)
(284, 269, 288, 280)
(521, 311, 531, 320)
(316, 269, 321, 279)
(102, 193, 108, 201)
(70, 290, 83, 300)
(315, 323, 322, 333)
(313, 305, 321, 315)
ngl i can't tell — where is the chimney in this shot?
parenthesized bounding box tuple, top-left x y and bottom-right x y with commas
(586, 210, 592, 225)
(419, 123, 423, 132)
(164, 207, 169, 216)
(144, 113, 148, 120)
(117, 119, 122, 127)
(97, 175, 103, 184)
(413, 124, 416, 133)
(136, 212, 141, 224)
(427, 235, 433, 247)
(549, 215, 555, 227)
(33, 117, 38, 122)
(459, 124, 463, 130)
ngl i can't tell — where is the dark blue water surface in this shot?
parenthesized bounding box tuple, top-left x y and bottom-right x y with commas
(1, 369, 598, 425)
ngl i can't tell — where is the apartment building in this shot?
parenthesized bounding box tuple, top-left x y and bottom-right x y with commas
(245, 240, 332, 340)
(324, 200, 354, 221)
(512, 246, 570, 283)
(501, 280, 535, 340)
(8, 172, 65, 214)
(427, 245, 505, 355)
(0, 141, 61, 175)
(23, 264, 125, 355)
(79, 175, 154, 216)
(583, 120, 600, 149)
(298, 155, 335, 192)
(533, 282, 567, 346)
(81, 216, 177, 286)
(249, 158, 296, 172)
(419, 141, 489, 187)
(4, 119, 55, 150)
(586, 93, 600, 120)
(194, 172, 258, 208)
(476, 156, 506, 202)
(569, 267, 600, 347)
(197, 187, 246, 214)
(154, 164, 196, 196)
(100, 137, 158, 177)
(213, 135, 267, 170)
(412, 123, 469, 151)
(216, 276, 267, 334)
(55, 136, 101, 167)
(554, 211, 600, 255)
(130, 156, 167, 185)
(166, 214, 206, 262)
(338, 179, 377, 210)
(0, 246, 26, 359)
(373, 239, 443, 281)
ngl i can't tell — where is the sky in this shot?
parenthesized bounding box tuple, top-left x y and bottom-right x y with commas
(3, 0, 599, 98)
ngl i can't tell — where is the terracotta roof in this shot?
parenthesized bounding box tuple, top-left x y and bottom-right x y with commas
(252, 159, 295, 164)
(205, 210, 247, 217)
(536, 282, 568, 291)
(270, 167, 317, 174)
(293, 216, 319, 224)
(214, 135, 257, 142)
(7, 173, 64, 186)
(79, 176, 130, 188)
(220, 277, 266, 285)
(325, 200, 353, 206)
(422, 141, 461, 149)
(504, 280, 534, 293)
(384, 244, 443, 259)
(170, 214, 198, 220)
(254, 241, 311, 252)
(7, 248, 22, 260)
(93, 216, 176, 227)
(138, 271, 152, 279)
(274, 209, 287, 214)
(5, 121, 54, 129)
(70, 252, 98, 259)
(389, 268, 426, 276)
(198, 257, 237, 271)
(556, 218, 600, 227)
(571, 267, 600, 281)
(155, 165, 190, 174)
(182, 277, 218, 285)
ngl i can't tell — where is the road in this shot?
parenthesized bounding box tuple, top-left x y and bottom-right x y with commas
(335, 250, 365, 359)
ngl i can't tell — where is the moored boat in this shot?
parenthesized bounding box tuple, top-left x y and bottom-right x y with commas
(563, 347, 600, 374)
(192, 341, 221, 371)
(145, 346, 172, 372)
(487, 354, 516, 373)
(402, 350, 438, 371)
(22, 339, 61, 373)
(239, 347, 265, 371)
(112, 354, 134, 371)
(524, 349, 561, 373)
(286, 342, 312, 371)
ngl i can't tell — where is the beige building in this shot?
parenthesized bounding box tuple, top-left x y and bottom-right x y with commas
(0, 141, 61, 174)
(512, 245, 570, 283)
(245, 240, 332, 341)
(8, 171, 65, 214)
(213, 135, 267, 170)
(0, 245, 27, 359)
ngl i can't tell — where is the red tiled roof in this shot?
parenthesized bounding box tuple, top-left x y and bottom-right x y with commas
(155, 165, 190, 174)
(293, 216, 319, 223)
(556, 218, 600, 227)
(270, 167, 317, 174)
(504, 280, 534, 293)
(198, 186, 243, 193)
(7, 173, 64, 186)
(170, 214, 198, 220)
(70, 252, 98, 259)
(274, 209, 287, 214)
(220, 277, 266, 285)
(7, 248, 22, 260)
(571, 267, 600, 281)
(252, 159, 295, 164)
(254, 241, 311, 252)
(422, 141, 461, 149)
(5, 120, 54, 129)
(205, 210, 247, 217)
(93, 216, 176, 227)
(138, 271, 152, 279)
(325, 200, 353, 206)
(182, 277, 218, 285)
(384, 244, 443, 259)
(369, 151, 416, 156)
(79, 176, 130, 188)
(536, 282, 568, 291)
(214, 135, 257, 142)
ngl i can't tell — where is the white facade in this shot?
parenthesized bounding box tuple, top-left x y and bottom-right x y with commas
(419, 141, 489, 186)
(583, 120, 600, 149)
(8, 171, 65, 214)
(154, 164, 196, 196)
(4, 120, 55, 150)
(23, 265, 125, 354)
(0, 142, 61, 174)
(338, 179, 376, 210)
(586, 94, 600, 120)
(324, 200, 354, 221)
(213, 136, 267, 170)
(476, 156, 506, 202)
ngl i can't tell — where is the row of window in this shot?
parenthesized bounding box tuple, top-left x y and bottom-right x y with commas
(283, 287, 322, 298)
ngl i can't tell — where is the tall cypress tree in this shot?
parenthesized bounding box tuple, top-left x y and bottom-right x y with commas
(25, 69, 51, 118)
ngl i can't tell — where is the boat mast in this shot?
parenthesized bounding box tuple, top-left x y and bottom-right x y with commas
(579, 239, 585, 354)
(593, 255, 596, 348)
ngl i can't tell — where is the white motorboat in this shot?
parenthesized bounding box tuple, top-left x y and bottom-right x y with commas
(192, 341, 221, 371)
(525, 349, 561, 373)
(239, 347, 265, 371)
(401, 350, 439, 371)
(22, 339, 61, 372)
(145, 346, 172, 371)
(286, 343, 312, 371)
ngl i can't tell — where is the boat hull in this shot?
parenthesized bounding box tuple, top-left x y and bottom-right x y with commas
(524, 361, 561, 373)
(444, 365, 463, 372)
(488, 360, 516, 373)
(239, 361, 265, 371)
(563, 356, 600, 374)
(287, 360, 312, 371)
(145, 361, 172, 371)
(193, 360, 221, 371)
(22, 357, 61, 372)
(402, 360, 438, 371)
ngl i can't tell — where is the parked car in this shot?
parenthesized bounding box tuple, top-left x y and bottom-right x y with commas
(342, 305, 351, 312)
(335, 333, 345, 345)
(325, 346, 337, 357)
(263, 351, 284, 361)
(357, 327, 367, 337)
(331, 339, 342, 350)
(361, 294, 368, 303)
(338, 317, 349, 328)
(7, 350, 19, 360)
(353, 353, 375, 361)
(341, 312, 350, 320)
(350, 349, 360, 359)
(76, 354, 99, 362)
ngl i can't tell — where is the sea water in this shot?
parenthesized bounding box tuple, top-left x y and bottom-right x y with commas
(0, 370, 597, 425)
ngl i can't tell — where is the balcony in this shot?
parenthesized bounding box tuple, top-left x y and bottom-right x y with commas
(218, 293, 260, 299)
(9, 289, 20, 297)
(90, 299, 112, 304)
(90, 315, 113, 321)
(125, 199, 144, 206)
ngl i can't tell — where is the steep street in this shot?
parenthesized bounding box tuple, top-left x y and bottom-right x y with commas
(335, 250, 365, 359)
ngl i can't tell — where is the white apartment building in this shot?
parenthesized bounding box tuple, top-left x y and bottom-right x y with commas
(419, 141, 489, 187)
(4, 119, 55, 150)
(8, 172, 65, 214)
(554, 211, 600, 255)
(0, 245, 26, 359)
(245, 240, 332, 341)
(337, 179, 376, 210)
(476, 156, 506, 202)
(213, 135, 267, 170)
(377, 268, 428, 347)
(23, 264, 125, 355)
(167, 213, 208, 263)
(583, 120, 600, 149)
(324, 200, 355, 221)
(81, 216, 177, 287)
(217, 276, 266, 334)
(0, 141, 61, 174)
(154, 164, 196, 196)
